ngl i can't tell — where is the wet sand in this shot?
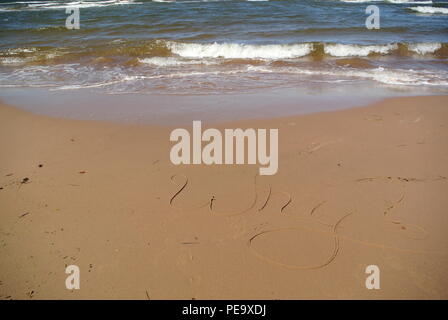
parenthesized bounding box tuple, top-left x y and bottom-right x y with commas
(0, 95, 448, 299)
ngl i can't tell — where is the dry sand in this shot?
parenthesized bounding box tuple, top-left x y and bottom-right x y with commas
(0, 96, 448, 299)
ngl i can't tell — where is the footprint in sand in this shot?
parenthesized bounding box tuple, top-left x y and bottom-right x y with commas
(298, 140, 340, 156)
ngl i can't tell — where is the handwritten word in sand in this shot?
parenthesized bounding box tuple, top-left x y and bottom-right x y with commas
(170, 121, 278, 175)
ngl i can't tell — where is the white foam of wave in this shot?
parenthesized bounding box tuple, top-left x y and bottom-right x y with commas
(340, 0, 433, 3)
(53, 80, 125, 90)
(409, 6, 448, 13)
(50, 63, 448, 91)
(0, 48, 39, 65)
(0, 83, 59, 88)
(50, 69, 249, 91)
(339, 0, 380, 3)
(1, 1, 47, 3)
(356, 67, 448, 86)
(324, 43, 398, 57)
(408, 42, 442, 54)
(20, 0, 140, 10)
(2, 61, 447, 92)
(139, 57, 193, 66)
(275, 66, 448, 86)
(0, 58, 27, 65)
(6, 47, 38, 54)
(246, 65, 273, 72)
(340, 0, 432, 4)
(386, 0, 432, 4)
(151, 0, 221, 2)
(168, 42, 313, 59)
(139, 57, 216, 66)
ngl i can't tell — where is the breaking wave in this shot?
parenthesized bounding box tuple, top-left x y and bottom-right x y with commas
(408, 42, 442, 54)
(339, 0, 432, 3)
(166, 41, 445, 59)
(409, 6, 448, 14)
(0, 0, 140, 11)
(167, 42, 314, 59)
(1, 40, 447, 93)
(323, 44, 398, 57)
(386, 0, 433, 4)
(1, 41, 446, 67)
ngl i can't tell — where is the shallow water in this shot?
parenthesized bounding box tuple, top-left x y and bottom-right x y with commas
(0, 0, 447, 121)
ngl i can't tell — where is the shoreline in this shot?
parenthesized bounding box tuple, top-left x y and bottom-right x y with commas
(1, 95, 448, 299)
(1, 89, 448, 126)
(1, 85, 444, 125)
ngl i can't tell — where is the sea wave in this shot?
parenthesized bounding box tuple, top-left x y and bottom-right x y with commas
(167, 41, 446, 59)
(409, 6, 448, 13)
(324, 44, 398, 57)
(138, 57, 217, 66)
(262, 63, 448, 87)
(386, 0, 433, 4)
(139, 57, 194, 66)
(2, 63, 446, 92)
(0, 0, 140, 11)
(168, 42, 314, 59)
(339, 0, 377, 3)
(1, 42, 446, 66)
(339, 0, 432, 3)
(408, 42, 442, 54)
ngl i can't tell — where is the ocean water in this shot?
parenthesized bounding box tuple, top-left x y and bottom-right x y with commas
(0, 0, 447, 122)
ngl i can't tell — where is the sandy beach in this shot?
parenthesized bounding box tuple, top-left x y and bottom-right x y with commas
(0, 95, 447, 299)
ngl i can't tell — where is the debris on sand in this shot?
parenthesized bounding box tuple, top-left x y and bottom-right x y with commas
(19, 212, 30, 218)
